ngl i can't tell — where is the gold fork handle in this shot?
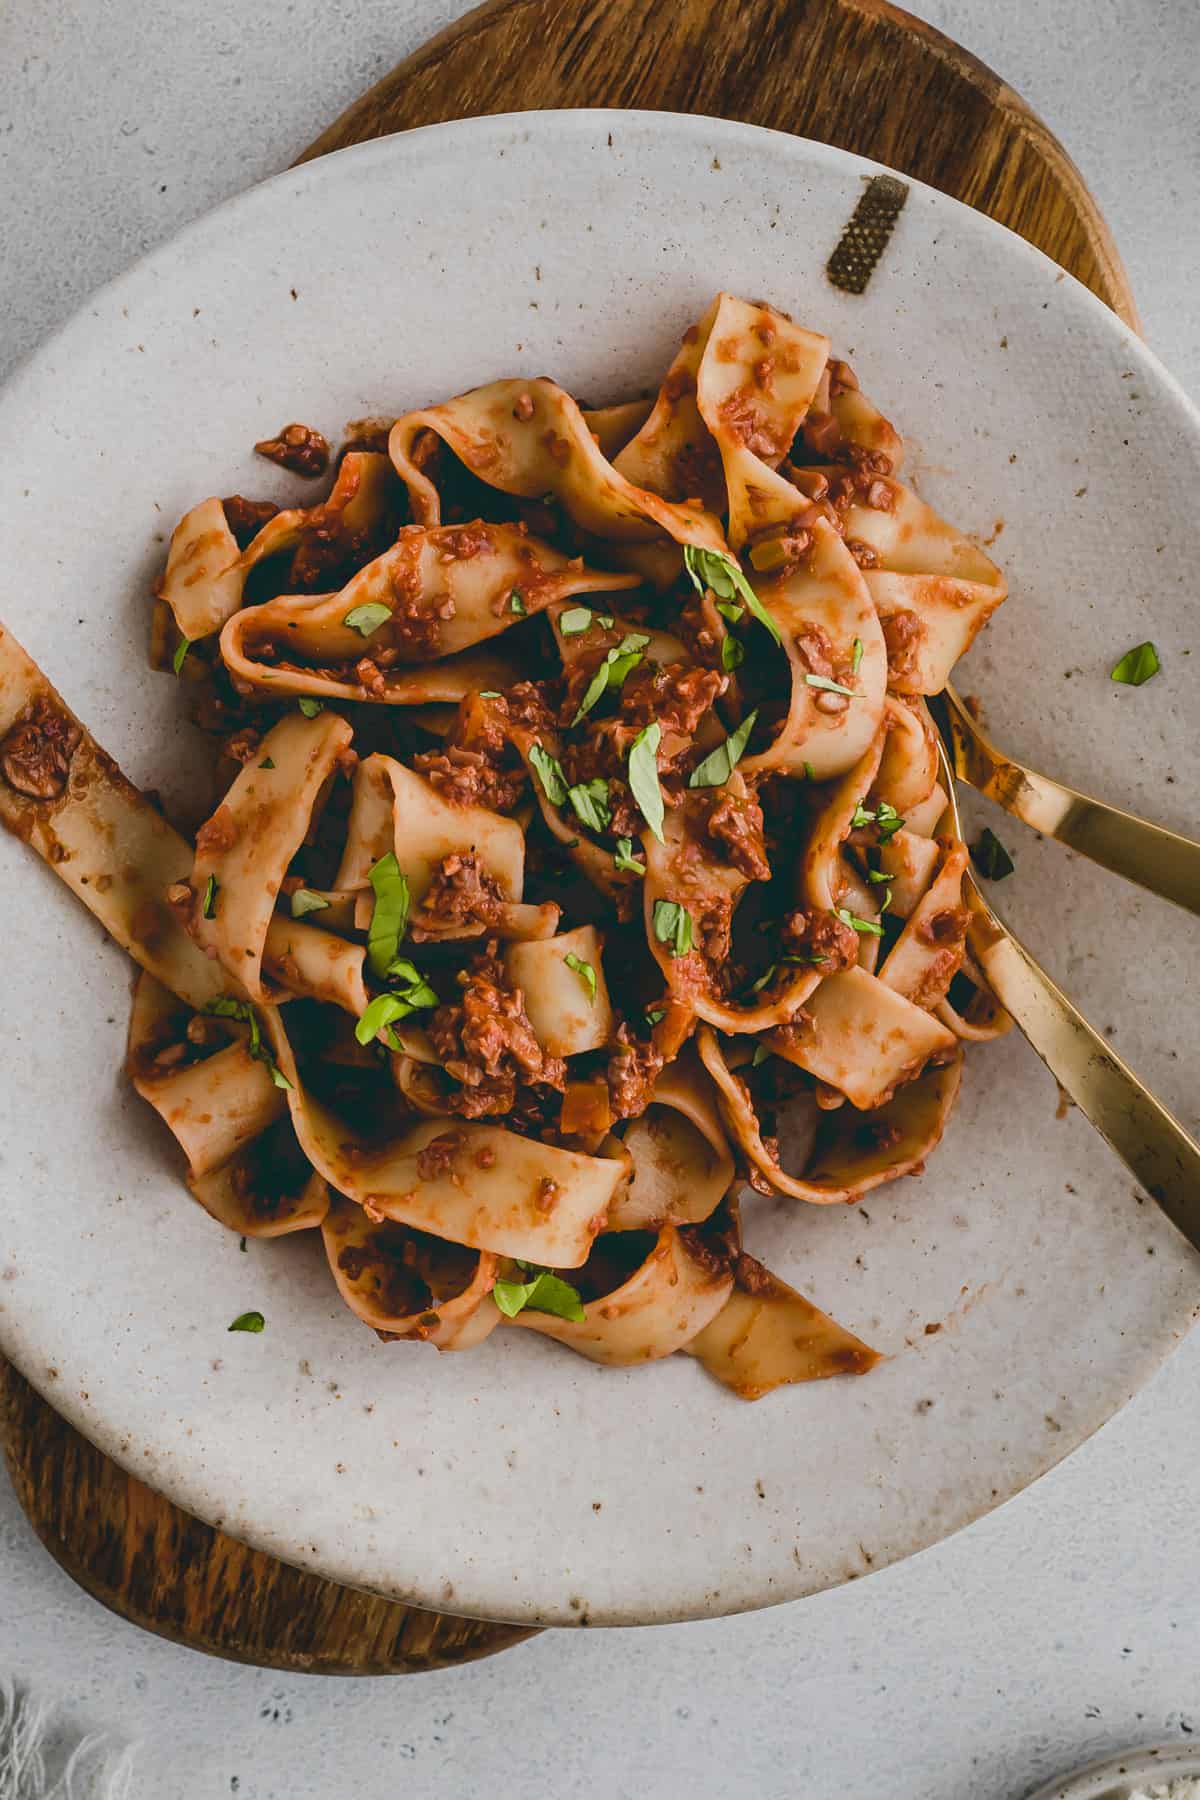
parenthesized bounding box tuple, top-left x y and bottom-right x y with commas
(973, 924, 1200, 1253)
(982, 763, 1200, 919)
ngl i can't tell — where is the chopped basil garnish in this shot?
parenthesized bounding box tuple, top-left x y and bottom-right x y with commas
(747, 963, 777, 994)
(528, 742, 568, 806)
(290, 887, 330, 918)
(1110, 641, 1160, 686)
(509, 590, 527, 616)
(867, 867, 891, 884)
(971, 827, 1015, 880)
(298, 697, 324, 718)
(645, 1008, 666, 1026)
(559, 606, 594, 635)
(201, 874, 218, 919)
(259, 756, 275, 769)
(228, 1311, 265, 1334)
(682, 544, 782, 646)
(493, 1268, 585, 1323)
(343, 601, 391, 637)
(613, 837, 646, 875)
(563, 951, 597, 1003)
(627, 722, 665, 844)
(354, 974, 437, 1048)
(652, 899, 694, 958)
(804, 673, 857, 698)
(876, 801, 904, 842)
(751, 1043, 771, 1067)
(568, 778, 612, 833)
(688, 709, 758, 790)
(851, 802, 875, 829)
(721, 633, 745, 672)
(803, 761, 815, 780)
(479, 690, 501, 699)
(203, 996, 293, 1090)
(172, 636, 191, 677)
(836, 906, 884, 937)
(850, 637, 864, 674)
(715, 600, 743, 624)
(366, 852, 410, 979)
(572, 633, 650, 724)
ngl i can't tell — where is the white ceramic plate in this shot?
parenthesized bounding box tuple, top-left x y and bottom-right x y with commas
(1027, 1743, 1200, 1799)
(1, 112, 1197, 1628)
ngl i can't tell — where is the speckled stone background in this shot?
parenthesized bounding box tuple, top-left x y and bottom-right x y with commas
(1, 2, 1199, 1796)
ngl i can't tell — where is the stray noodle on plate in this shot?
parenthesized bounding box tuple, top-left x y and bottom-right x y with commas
(0, 293, 1011, 1398)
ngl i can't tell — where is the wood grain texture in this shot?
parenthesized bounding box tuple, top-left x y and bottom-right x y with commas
(0, 0, 1135, 1676)
(300, 0, 1138, 328)
(0, 1360, 536, 1674)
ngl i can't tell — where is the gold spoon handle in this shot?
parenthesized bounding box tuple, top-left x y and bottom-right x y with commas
(971, 912, 1200, 1252)
(941, 687, 1200, 918)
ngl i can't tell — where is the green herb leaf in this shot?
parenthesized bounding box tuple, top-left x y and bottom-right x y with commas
(493, 1269, 585, 1322)
(682, 544, 782, 646)
(652, 899, 695, 958)
(715, 600, 743, 624)
(747, 963, 777, 995)
(876, 801, 904, 842)
(203, 995, 293, 1090)
(228, 1310, 264, 1334)
(867, 867, 891, 884)
(645, 1008, 666, 1027)
(572, 633, 650, 724)
(1110, 640, 1160, 686)
(563, 951, 597, 1003)
(971, 827, 1015, 880)
(343, 601, 392, 637)
(366, 852, 410, 979)
(259, 756, 275, 769)
(720, 633, 745, 672)
(479, 690, 501, 699)
(803, 761, 815, 781)
(751, 1043, 771, 1067)
(201, 874, 218, 919)
(850, 637, 864, 674)
(851, 802, 876, 829)
(509, 590, 527, 616)
(836, 906, 884, 937)
(355, 992, 414, 1047)
(688, 709, 758, 790)
(559, 606, 594, 636)
(567, 778, 612, 833)
(298, 697, 324, 718)
(597, 613, 615, 629)
(628, 722, 665, 844)
(172, 636, 191, 677)
(290, 888, 330, 918)
(528, 742, 568, 807)
(613, 837, 646, 875)
(804, 673, 857, 698)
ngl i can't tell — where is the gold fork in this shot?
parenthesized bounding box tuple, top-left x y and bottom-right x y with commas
(933, 732, 1200, 1252)
(936, 683, 1200, 917)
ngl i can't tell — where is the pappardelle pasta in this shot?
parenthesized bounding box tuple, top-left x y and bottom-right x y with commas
(0, 293, 1010, 1399)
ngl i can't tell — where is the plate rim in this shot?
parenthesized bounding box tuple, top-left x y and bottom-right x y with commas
(2, 107, 1198, 1627)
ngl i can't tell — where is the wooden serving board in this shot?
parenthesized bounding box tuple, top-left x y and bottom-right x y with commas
(0, 0, 1135, 1675)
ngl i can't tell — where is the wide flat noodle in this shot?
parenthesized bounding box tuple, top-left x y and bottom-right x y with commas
(322, 1194, 500, 1350)
(0, 624, 228, 1011)
(191, 709, 354, 1001)
(686, 1256, 880, 1399)
(766, 967, 957, 1111)
(507, 1213, 735, 1365)
(611, 1046, 734, 1229)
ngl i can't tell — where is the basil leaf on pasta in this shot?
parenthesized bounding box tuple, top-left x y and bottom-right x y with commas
(627, 722, 664, 843)
(688, 709, 758, 789)
(683, 544, 782, 646)
(290, 888, 329, 918)
(172, 637, 191, 677)
(652, 899, 694, 957)
(558, 607, 593, 635)
(529, 742, 568, 806)
(297, 697, 323, 718)
(201, 874, 218, 918)
(228, 1311, 265, 1334)
(203, 996, 293, 1091)
(366, 852, 410, 978)
(563, 952, 597, 1002)
(613, 837, 645, 875)
(343, 602, 391, 637)
(568, 779, 611, 832)
(494, 1269, 585, 1323)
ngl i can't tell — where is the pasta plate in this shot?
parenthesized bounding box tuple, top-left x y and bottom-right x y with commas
(0, 112, 1196, 1625)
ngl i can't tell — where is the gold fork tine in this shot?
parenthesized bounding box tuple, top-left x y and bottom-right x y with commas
(933, 683, 1200, 918)
(933, 734, 1200, 1253)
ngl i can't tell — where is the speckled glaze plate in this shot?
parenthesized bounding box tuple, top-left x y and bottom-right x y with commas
(0, 112, 1197, 1628)
(1027, 1742, 1200, 1799)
